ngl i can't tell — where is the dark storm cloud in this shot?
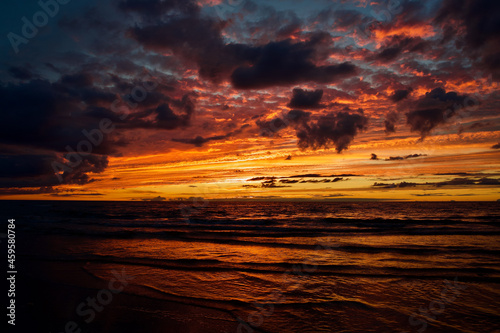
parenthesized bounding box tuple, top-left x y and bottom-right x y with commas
(57, 154, 109, 185)
(59, 72, 93, 88)
(435, 0, 500, 49)
(492, 143, 500, 149)
(55, 73, 117, 105)
(384, 111, 399, 134)
(332, 9, 364, 28)
(390, 88, 413, 102)
(8, 66, 35, 80)
(314, 7, 370, 34)
(257, 107, 367, 152)
(295, 110, 368, 152)
(375, 47, 401, 62)
(126, 0, 259, 83)
(231, 36, 356, 89)
(0, 152, 108, 188)
(372, 36, 428, 63)
(129, 14, 241, 82)
(119, 0, 198, 19)
(0, 186, 56, 195)
(0, 78, 119, 154)
(237, 5, 302, 42)
(288, 88, 323, 109)
(126, 1, 356, 88)
(0, 154, 57, 179)
(0, 67, 196, 188)
(435, 0, 500, 76)
(124, 96, 195, 130)
(287, 109, 312, 124)
(0, 71, 131, 188)
(256, 109, 311, 136)
(406, 88, 475, 139)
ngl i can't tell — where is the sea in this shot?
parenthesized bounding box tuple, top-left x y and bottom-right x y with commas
(2, 200, 500, 332)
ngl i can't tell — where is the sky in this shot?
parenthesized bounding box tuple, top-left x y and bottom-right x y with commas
(0, 0, 499, 201)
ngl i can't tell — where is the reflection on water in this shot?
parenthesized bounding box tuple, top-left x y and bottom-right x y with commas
(4, 200, 500, 332)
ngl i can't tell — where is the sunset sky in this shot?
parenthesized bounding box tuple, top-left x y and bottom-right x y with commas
(1, 0, 499, 201)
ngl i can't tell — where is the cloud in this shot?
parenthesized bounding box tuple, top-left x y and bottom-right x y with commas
(331, 9, 364, 28)
(298, 177, 344, 183)
(0, 78, 120, 155)
(119, 0, 198, 19)
(50, 191, 104, 197)
(0, 68, 196, 189)
(384, 111, 399, 134)
(245, 176, 268, 182)
(382, 154, 427, 161)
(253, 176, 347, 187)
(256, 109, 311, 136)
(279, 179, 299, 184)
(231, 35, 356, 89)
(127, 1, 357, 89)
(476, 178, 500, 185)
(127, 0, 257, 83)
(372, 181, 417, 188)
(234, 5, 302, 42)
(405, 154, 427, 159)
(124, 96, 195, 130)
(406, 87, 474, 139)
(172, 124, 248, 147)
(288, 88, 323, 109)
(258, 106, 368, 152)
(370, 153, 379, 160)
(370, 36, 428, 63)
(390, 88, 413, 102)
(492, 143, 500, 149)
(8, 66, 35, 80)
(435, 0, 500, 76)
(172, 133, 230, 147)
(295, 109, 368, 152)
(372, 177, 500, 190)
(0, 152, 108, 188)
(142, 195, 167, 201)
(436, 178, 482, 187)
(0, 186, 56, 195)
(261, 178, 290, 188)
